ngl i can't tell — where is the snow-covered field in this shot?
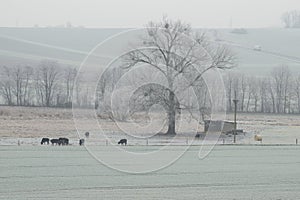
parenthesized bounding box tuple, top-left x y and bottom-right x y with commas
(0, 145, 299, 199)
(1, 106, 300, 199)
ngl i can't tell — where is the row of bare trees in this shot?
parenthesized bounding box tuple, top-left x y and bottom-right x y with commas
(1, 61, 299, 115)
(0, 60, 93, 107)
(225, 65, 300, 114)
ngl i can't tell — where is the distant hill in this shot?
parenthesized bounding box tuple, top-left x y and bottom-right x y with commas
(0, 27, 300, 75)
(216, 28, 300, 75)
(0, 27, 125, 67)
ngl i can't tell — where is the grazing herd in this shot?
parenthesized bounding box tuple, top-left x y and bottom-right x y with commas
(41, 135, 128, 146)
(41, 137, 69, 145)
(50, 138, 69, 145)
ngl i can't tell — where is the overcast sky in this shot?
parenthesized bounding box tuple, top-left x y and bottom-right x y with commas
(0, 0, 300, 28)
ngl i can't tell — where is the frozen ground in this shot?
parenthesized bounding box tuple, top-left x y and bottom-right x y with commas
(1, 106, 299, 199)
(0, 106, 300, 145)
(0, 145, 299, 199)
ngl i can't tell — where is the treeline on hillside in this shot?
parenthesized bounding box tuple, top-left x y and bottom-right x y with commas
(282, 10, 300, 28)
(1, 60, 300, 115)
(0, 60, 93, 108)
(225, 65, 300, 114)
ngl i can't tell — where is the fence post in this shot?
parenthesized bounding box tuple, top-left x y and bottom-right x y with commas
(296, 139, 298, 145)
(146, 139, 148, 146)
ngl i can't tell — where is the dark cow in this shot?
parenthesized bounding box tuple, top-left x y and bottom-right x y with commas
(50, 139, 60, 145)
(79, 139, 85, 146)
(118, 139, 127, 145)
(58, 138, 69, 146)
(85, 132, 90, 138)
(41, 138, 50, 145)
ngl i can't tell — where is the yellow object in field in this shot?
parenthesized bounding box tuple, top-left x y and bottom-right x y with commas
(254, 135, 263, 142)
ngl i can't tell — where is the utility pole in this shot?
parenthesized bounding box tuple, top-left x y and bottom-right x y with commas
(233, 91, 239, 144)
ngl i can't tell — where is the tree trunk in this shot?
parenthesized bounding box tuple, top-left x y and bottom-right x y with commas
(260, 96, 264, 113)
(271, 92, 276, 113)
(241, 92, 245, 112)
(228, 86, 232, 112)
(166, 91, 176, 135)
(246, 93, 251, 112)
(298, 94, 300, 113)
(254, 98, 258, 112)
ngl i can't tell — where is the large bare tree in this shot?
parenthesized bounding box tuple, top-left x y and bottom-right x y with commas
(295, 74, 300, 113)
(10, 66, 33, 106)
(271, 65, 291, 113)
(36, 60, 61, 107)
(282, 10, 300, 28)
(0, 66, 13, 105)
(63, 66, 77, 107)
(123, 18, 235, 135)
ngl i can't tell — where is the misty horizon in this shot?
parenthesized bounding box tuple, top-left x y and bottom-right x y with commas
(1, 0, 300, 28)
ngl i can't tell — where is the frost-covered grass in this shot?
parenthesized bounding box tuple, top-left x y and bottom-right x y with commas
(0, 145, 299, 199)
